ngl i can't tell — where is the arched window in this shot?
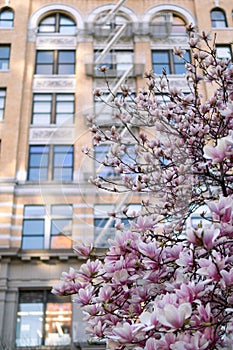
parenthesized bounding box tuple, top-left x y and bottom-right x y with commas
(0, 7, 14, 28)
(38, 13, 76, 34)
(151, 12, 186, 37)
(210, 8, 227, 28)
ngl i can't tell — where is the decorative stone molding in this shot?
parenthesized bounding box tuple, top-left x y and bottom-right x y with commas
(33, 76, 76, 92)
(28, 3, 84, 42)
(36, 35, 76, 49)
(29, 126, 75, 144)
(143, 4, 196, 25)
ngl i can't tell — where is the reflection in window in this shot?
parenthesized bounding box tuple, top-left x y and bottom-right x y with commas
(32, 93, 74, 125)
(151, 12, 186, 37)
(38, 13, 76, 34)
(94, 204, 115, 247)
(16, 291, 71, 347)
(0, 88, 6, 121)
(216, 45, 232, 62)
(0, 7, 14, 28)
(152, 49, 190, 75)
(0, 44, 10, 70)
(35, 50, 75, 75)
(95, 50, 133, 72)
(21, 204, 73, 249)
(28, 145, 74, 181)
(210, 8, 227, 28)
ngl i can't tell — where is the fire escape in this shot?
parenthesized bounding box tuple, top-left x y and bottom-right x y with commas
(84, 1, 174, 248)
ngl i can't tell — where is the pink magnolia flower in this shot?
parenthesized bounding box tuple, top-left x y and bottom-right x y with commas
(157, 302, 192, 329)
(203, 136, 233, 164)
(61, 267, 79, 281)
(73, 242, 93, 257)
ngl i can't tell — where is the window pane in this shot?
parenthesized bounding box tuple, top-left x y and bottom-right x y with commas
(38, 15, 56, 33)
(22, 236, 44, 249)
(152, 51, 170, 74)
(23, 220, 44, 235)
(0, 45, 10, 70)
(0, 88, 6, 120)
(16, 302, 43, 347)
(59, 15, 76, 35)
(24, 205, 45, 216)
(51, 205, 73, 216)
(0, 9, 14, 28)
(37, 51, 53, 63)
(58, 51, 75, 63)
(36, 51, 53, 74)
(45, 302, 71, 345)
(58, 51, 75, 75)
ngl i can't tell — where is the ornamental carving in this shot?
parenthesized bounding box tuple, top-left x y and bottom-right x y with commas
(36, 36, 76, 48)
(29, 127, 75, 143)
(33, 78, 76, 91)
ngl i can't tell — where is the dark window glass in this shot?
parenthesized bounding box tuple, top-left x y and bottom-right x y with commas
(152, 49, 189, 75)
(35, 50, 75, 75)
(94, 204, 115, 247)
(28, 146, 49, 181)
(35, 51, 53, 74)
(0, 88, 6, 120)
(0, 8, 14, 28)
(0, 45, 10, 70)
(21, 205, 73, 250)
(58, 51, 75, 74)
(210, 8, 227, 28)
(32, 93, 74, 124)
(16, 290, 71, 347)
(28, 145, 73, 181)
(53, 145, 74, 181)
(38, 13, 76, 34)
(216, 45, 232, 62)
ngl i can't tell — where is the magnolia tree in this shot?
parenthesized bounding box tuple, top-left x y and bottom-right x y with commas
(52, 27, 233, 350)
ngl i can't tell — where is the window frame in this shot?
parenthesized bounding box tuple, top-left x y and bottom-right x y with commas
(16, 290, 72, 347)
(152, 49, 190, 75)
(210, 8, 228, 28)
(31, 93, 75, 125)
(0, 7, 14, 28)
(21, 204, 73, 250)
(27, 145, 74, 181)
(94, 204, 116, 247)
(216, 45, 232, 62)
(0, 88, 6, 120)
(35, 50, 75, 75)
(38, 12, 76, 34)
(0, 44, 10, 71)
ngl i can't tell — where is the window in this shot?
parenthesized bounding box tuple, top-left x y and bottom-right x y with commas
(38, 13, 76, 34)
(216, 45, 232, 62)
(0, 7, 14, 28)
(151, 12, 186, 37)
(152, 50, 190, 75)
(94, 204, 116, 247)
(32, 93, 75, 125)
(0, 44, 10, 71)
(95, 50, 133, 72)
(28, 145, 74, 181)
(0, 88, 6, 120)
(21, 204, 73, 249)
(16, 290, 72, 347)
(35, 50, 75, 75)
(94, 144, 115, 178)
(210, 8, 227, 28)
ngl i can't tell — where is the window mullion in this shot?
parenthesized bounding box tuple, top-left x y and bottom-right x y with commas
(170, 50, 174, 74)
(49, 145, 53, 180)
(44, 207, 50, 249)
(54, 50, 58, 74)
(52, 93, 56, 124)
